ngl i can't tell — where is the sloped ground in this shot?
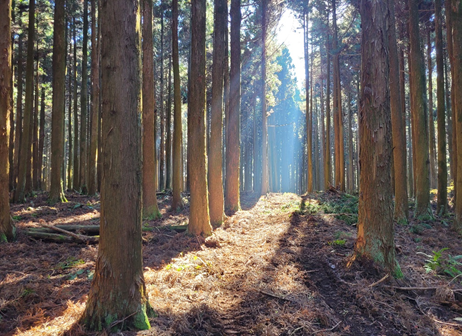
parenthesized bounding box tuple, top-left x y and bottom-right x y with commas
(1, 191, 462, 335)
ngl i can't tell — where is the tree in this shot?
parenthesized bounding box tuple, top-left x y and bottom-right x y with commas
(72, 17, 80, 191)
(353, 0, 400, 275)
(409, 0, 430, 218)
(1, 0, 15, 242)
(225, 0, 241, 212)
(208, 0, 226, 226)
(14, 0, 36, 202)
(49, 0, 66, 203)
(388, 0, 408, 222)
(188, 0, 213, 235)
(451, 0, 462, 230)
(88, 0, 99, 195)
(435, 0, 447, 215)
(261, 0, 269, 195)
(79, 0, 152, 330)
(79, 0, 89, 194)
(171, 0, 183, 211)
(142, 0, 161, 218)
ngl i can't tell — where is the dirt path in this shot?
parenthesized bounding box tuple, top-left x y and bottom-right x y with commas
(1, 192, 462, 335)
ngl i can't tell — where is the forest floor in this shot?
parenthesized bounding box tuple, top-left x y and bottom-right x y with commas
(1, 190, 462, 335)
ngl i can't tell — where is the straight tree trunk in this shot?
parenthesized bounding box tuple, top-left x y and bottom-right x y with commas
(324, 14, 331, 189)
(49, 0, 66, 203)
(14, 24, 24, 192)
(188, 0, 212, 235)
(9, 34, 14, 191)
(445, 49, 453, 182)
(260, 0, 269, 195)
(171, 0, 183, 210)
(67, 38, 73, 190)
(0, 0, 14, 241)
(14, 0, 35, 202)
(165, 56, 172, 190)
(159, 5, 165, 191)
(88, 0, 99, 195)
(354, 0, 400, 275)
(388, 0, 408, 222)
(305, 11, 313, 192)
(33, 50, 39, 190)
(80, 0, 89, 194)
(38, 88, 45, 189)
(225, 0, 241, 212)
(427, 29, 437, 190)
(208, 0, 226, 226)
(435, 0, 447, 215)
(73, 18, 80, 190)
(347, 92, 354, 193)
(142, 0, 160, 218)
(409, 0, 430, 218)
(451, 0, 462, 230)
(80, 0, 152, 329)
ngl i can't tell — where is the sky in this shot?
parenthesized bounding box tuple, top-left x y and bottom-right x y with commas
(275, 10, 305, 89)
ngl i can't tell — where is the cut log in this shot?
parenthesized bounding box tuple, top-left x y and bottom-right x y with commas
(28, 224, 100, 234)
(37, 219, 98, 243)
(25, 231, 74, 242)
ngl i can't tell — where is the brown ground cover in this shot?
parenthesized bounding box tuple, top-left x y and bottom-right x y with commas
(1, 190, 462, 335)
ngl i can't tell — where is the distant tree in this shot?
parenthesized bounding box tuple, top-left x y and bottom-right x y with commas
(1, 0, 15, 242)
(409, 0, 430, 218)
(171, 0, 183, 211)
(49, 0, 66, 203)
(225, 0, 241, 212)
(142, 0, 161, 218)
(208, 0, 226, 226)
(14, 0, 36, 202)
(261, 0, 269, 195)
(353, 0, 400, 275)
(79, 0, 152, 330)
(79, 0, 89, 194)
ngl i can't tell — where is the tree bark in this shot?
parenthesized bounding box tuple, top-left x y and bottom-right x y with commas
(80, 0, 89, 194)
(159, 4, 165, 191)
(427, 29, 437, 190)
(260, 0, 269, 195)
(73, 18, 80, 191)
(208, 0, 226, 226)
(409, 0, 430, 218)
(388, 0, 408, 222)
(49, 0, 66, 203)
(0, 0, 14, 241)
(324, 13, 331, 189)
(435, 0, 447, 215)
(38, 88, 45, 190)
(14, 0, 35, 202)
(305, 10, 313, 193)
(142, 0, 160, 218)
(80, 0, 152, 330)
(13, 22, 24, 192)
(171, 0, 183, 210)
(88, 0, 99, 195)
(354, 0, 400, 275)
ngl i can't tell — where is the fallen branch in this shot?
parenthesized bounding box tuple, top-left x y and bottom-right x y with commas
(37, 219, 98, 243)
(313, 320, 342, 334)
(30, 224, 100, 235)
(259, 289, 293, 302)
(25, 230, 73, 242)
(383, 285, 439, 291)
(369, 274, 390, 288)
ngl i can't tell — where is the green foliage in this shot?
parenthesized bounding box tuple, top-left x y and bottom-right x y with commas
(328, 239, 346, 246)
(419, 248, 462, 278)
(56, 256, 85, 269)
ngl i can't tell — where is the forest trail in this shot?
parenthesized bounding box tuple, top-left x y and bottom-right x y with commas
(1, 191, 462, 335)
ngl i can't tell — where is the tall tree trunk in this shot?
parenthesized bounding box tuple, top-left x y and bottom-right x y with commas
(388, 0, 408, 222)
(409, 0, 430, 218)
(67, 37, 73, 190)
(72, 18, 80, 190)
(33, 48, 39, 190)
(427, 29, 437, 190)
(445, 48, 453, 182)
(324, 13, 331, 189)
(159, 4, 165, 191)
(225, 0, 241, 212)
(188, 0, 212, 235)
(142, 0, 160, 218)
(15, 0, 35, 202)
(1, 0, 14, 241)
(88, 0, 99, 195)
(260, 0, 269, 195)
(165, 56, 172, 190)
(38, 88, 45, 189)
(332, 0, 344, 191)
(305, 10, 313, 192)
(9, 32, 14, 191)
(354, 0, 400, 275)
(171, 0, 183, 210)
(80, 0, 89, 194)
(208, 0, 226, 226)
(435, 0, 447, 215)
(49, 0, 66, 203)
(347, 92, 354, 193)
(14, 22, 24, 192)
(451, 0, 462, 230)
(80, 0, 152, 329)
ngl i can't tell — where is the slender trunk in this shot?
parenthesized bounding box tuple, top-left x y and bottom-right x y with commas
(80, 0, 89, 194)
(33, 47, 39, 190)
(260, 0, 269, 195)
(0, 0, 14, 241)
(428, 29, 437, 190)
(72, 18, 80, 190)
(324, 14, 331, 189)
(159, 5, 165, 191)
(67, 37, 73, 190)
(445, 48, 453, 182)
(15, 0, 35, 202)
(14, 24, 24, 192)
(88, 0, 99, 195)
(435, 0, 447, 215)
(208, 0, 226, 226)
(166, 56, 172, 190)
(409, 0, 430, 217)
(388, 0, 408, 222)
(8, 33, 14, 191)
(225, 0, 241, 212)
(49, 0, 66, 203)
(305, 11, 312, 192)
(38, 88, 45, 189)
(347, 92, 354, 193)
(171, 0, 183, 210)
